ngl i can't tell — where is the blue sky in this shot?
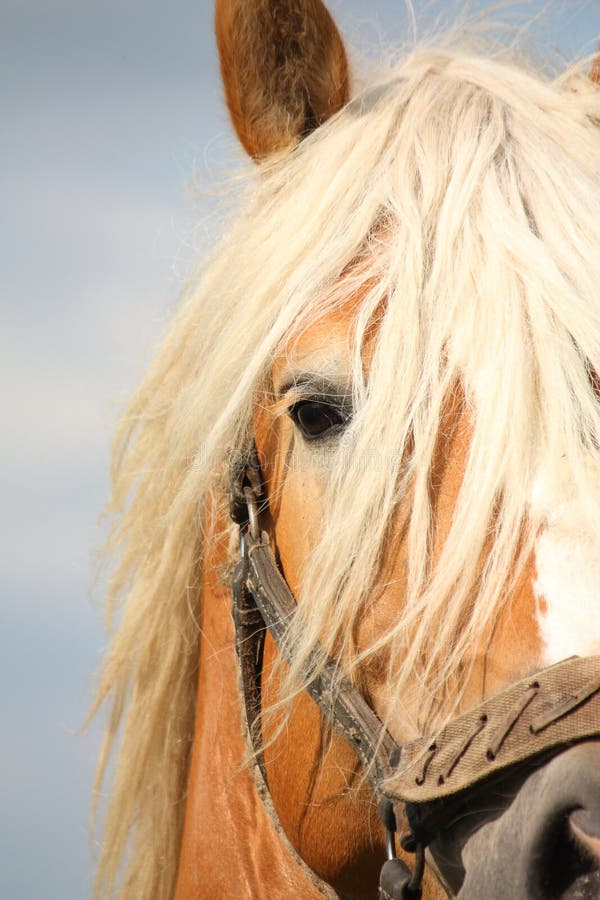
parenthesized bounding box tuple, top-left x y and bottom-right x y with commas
(2, 1, 599, 897)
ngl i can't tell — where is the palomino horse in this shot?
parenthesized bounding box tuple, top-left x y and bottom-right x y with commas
(92, 1, 600, 897)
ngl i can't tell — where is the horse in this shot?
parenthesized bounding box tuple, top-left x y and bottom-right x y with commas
(91, 2, 600, 897)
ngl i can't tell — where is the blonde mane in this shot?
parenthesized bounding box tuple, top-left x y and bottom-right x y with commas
(92, 37, 600, 900)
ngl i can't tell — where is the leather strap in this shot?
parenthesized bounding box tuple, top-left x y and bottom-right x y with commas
(232, 528, 416, 898)
(235, 529, 402, 788)
(231, 551, 268, 780)
(384, 655, 600, 805)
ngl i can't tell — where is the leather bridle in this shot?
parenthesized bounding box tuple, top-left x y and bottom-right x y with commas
(229, 450, 600, 899)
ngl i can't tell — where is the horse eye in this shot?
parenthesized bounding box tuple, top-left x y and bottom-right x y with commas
(290, 400, 346, 440)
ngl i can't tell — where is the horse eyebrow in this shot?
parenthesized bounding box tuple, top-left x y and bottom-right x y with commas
(276, 371, 352, 403)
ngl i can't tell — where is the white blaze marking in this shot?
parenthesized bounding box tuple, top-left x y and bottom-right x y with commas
(534, 523, 600, 664)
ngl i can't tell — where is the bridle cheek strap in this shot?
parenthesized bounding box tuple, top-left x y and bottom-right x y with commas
(230, 471, 600, 899)
(232, 528, 420, 898)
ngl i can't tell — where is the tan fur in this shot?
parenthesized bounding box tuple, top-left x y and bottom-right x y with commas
(215, 0, 349, 157)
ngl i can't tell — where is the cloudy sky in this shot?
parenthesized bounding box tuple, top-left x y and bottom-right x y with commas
(2, 1, 598, 897)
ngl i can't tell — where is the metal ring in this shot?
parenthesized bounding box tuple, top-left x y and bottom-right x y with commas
(243, 485, 260, 541)
(385, 828, 397, 861)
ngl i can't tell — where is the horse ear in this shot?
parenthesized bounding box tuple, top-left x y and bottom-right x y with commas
(214, 0, 350, 159)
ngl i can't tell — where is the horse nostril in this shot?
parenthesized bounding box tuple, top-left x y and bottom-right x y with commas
(570, 809, 600, 865)
(525, 744, 600, 899)
(530, 806, 600, 900)
(434, 744, 600, 899)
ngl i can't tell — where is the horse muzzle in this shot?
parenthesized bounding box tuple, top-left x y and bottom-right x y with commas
(428, 740, 600, 899)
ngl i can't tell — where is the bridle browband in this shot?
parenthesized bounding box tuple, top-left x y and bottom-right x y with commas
(229, 449, 600, 899)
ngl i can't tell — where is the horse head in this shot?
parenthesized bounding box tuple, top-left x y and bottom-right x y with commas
(93, 2, 600, 898)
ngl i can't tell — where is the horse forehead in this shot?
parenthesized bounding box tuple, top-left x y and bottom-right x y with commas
(272, 312, 354, 385)
(272, 285, 379, 385)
